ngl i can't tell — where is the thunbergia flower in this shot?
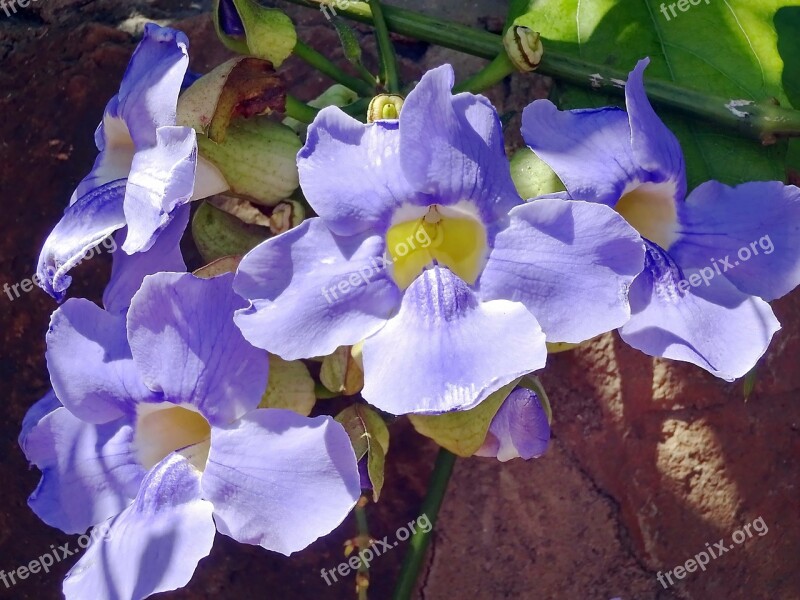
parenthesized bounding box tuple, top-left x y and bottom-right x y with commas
(19, 271, 360, 599)
(36, 23, 228, 302)
(522, 58, 800, 380)
(234, 65, 644, 415)
(474, 387, 550, 462)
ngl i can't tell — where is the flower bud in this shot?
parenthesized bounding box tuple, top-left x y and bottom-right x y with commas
(213, 0, 297, 67)
(191, 200, 270, 263)
(368, 94, 404, 123)
(503, 22, 544, 72)
(474, 387, 550, 462)
(510, 148, 566, 200)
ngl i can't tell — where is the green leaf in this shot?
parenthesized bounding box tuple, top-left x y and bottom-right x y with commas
(260, 355, 316, 416)
(213, 0, 297, 67)
(408, 381, 518, 457)
(335, 405, 390, 501)
(517, 0, 797, 187)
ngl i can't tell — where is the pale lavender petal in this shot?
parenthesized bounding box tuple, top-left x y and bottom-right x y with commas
(619, 243, 780, 380)
(21, 407, 143, 534)
(37, 180, 127, 301)
(63, 453, 215, 600)
(234, 218, 401, 360)
(626, 58, 686, 200)
(19, 389, 61, 445)
(479, 198, 645, 343)
(400, 65, 521, 223)
(671, 180, 800, 301)
(361, 266, 547, 415)
(202, 410, 360, 555)
(474, 388, 550, 462)
(111, 23, 189, 148)
(122, 125, 197, 254)
(46, 298, 153, 424)
(299, 110, 419, 236)
(127, 272, 268, 425)
(103, 204, 189, 314)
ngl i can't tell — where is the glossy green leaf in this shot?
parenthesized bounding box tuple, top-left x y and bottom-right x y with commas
(517, 0, 798, 187)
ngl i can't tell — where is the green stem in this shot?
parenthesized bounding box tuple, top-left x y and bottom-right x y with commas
(355, 496, 371, 600)
(453, 53, 515, 94)
(285, 95, 319, 124)
(392, 448, 457, 600)
(281, 0, 800, 142)
(294, 40, 375, 97)
(368, 0, 400, 93)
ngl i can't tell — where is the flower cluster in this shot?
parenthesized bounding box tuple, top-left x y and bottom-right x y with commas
(21, 21, 800, 600)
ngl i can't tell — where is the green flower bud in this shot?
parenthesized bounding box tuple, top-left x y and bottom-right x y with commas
(367, 94, 404, 123)
(191, 200, 270, 264)
(196, 117, 302, 207)
(503, 20, 544, 72)
(213, 0, 297, 67)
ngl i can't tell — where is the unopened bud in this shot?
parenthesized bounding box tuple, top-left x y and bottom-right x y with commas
(504, 25, 543, 72)
(367, 94, 404, 123)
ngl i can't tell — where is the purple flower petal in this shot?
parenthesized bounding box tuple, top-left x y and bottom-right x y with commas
(111, 23, 189, 148)
(479, 197, 644, 343)
(19, 389, 61, 445)
(671, 180, 800, 301)
(474, 388, 550, 462)
(21, 406, 142, 534)
(626, 58, 686, 200)
(521, 58, 685, 206)
(103, 204, 189, 315)
(619, 243, 780, 380)
(234, 218, 401, 360)
(400, 65, 521, 224)
(46, 298, 153, 424)
(37, 180, 128, 301)
(218, 0, 245, 36)
(361, 266, 547, 414)
(299, 110, 418, 236)
(122, 125, 198, 254)
(202, 410, 360, 555)
(127, 272, 268, 426)
(63, 453, 215, 600)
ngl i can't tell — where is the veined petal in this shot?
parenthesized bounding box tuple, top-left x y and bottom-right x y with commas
(127, 272, 268, 426)
(37, 180, 127, 301)
(479, 198, 645, 343)
(122, 125, 198, 254)
(234, 218, 401, 360)
(671, 180, 800, 301)
(63, 453, 215, 600)
(112, 23, 189, 148)
(299, 110, 418, 236)
(19, 389, 61, 445)
(522, 102, 638, 205)
(46, 298, 154, 424)
(103, 204, 189, 315)
(400, 65, 521, 223)
(21, 406, 143, 535)
(619, 243, 780, 381)
(361, 266, 547, 415)
(474, 388, 550, 462)
(202, 410, 360, 555)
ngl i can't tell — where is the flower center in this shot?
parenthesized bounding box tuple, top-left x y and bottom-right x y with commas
(386, 204, 488, 289)
(135, 403, 212, 472)
(615, 181, 678, 249)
